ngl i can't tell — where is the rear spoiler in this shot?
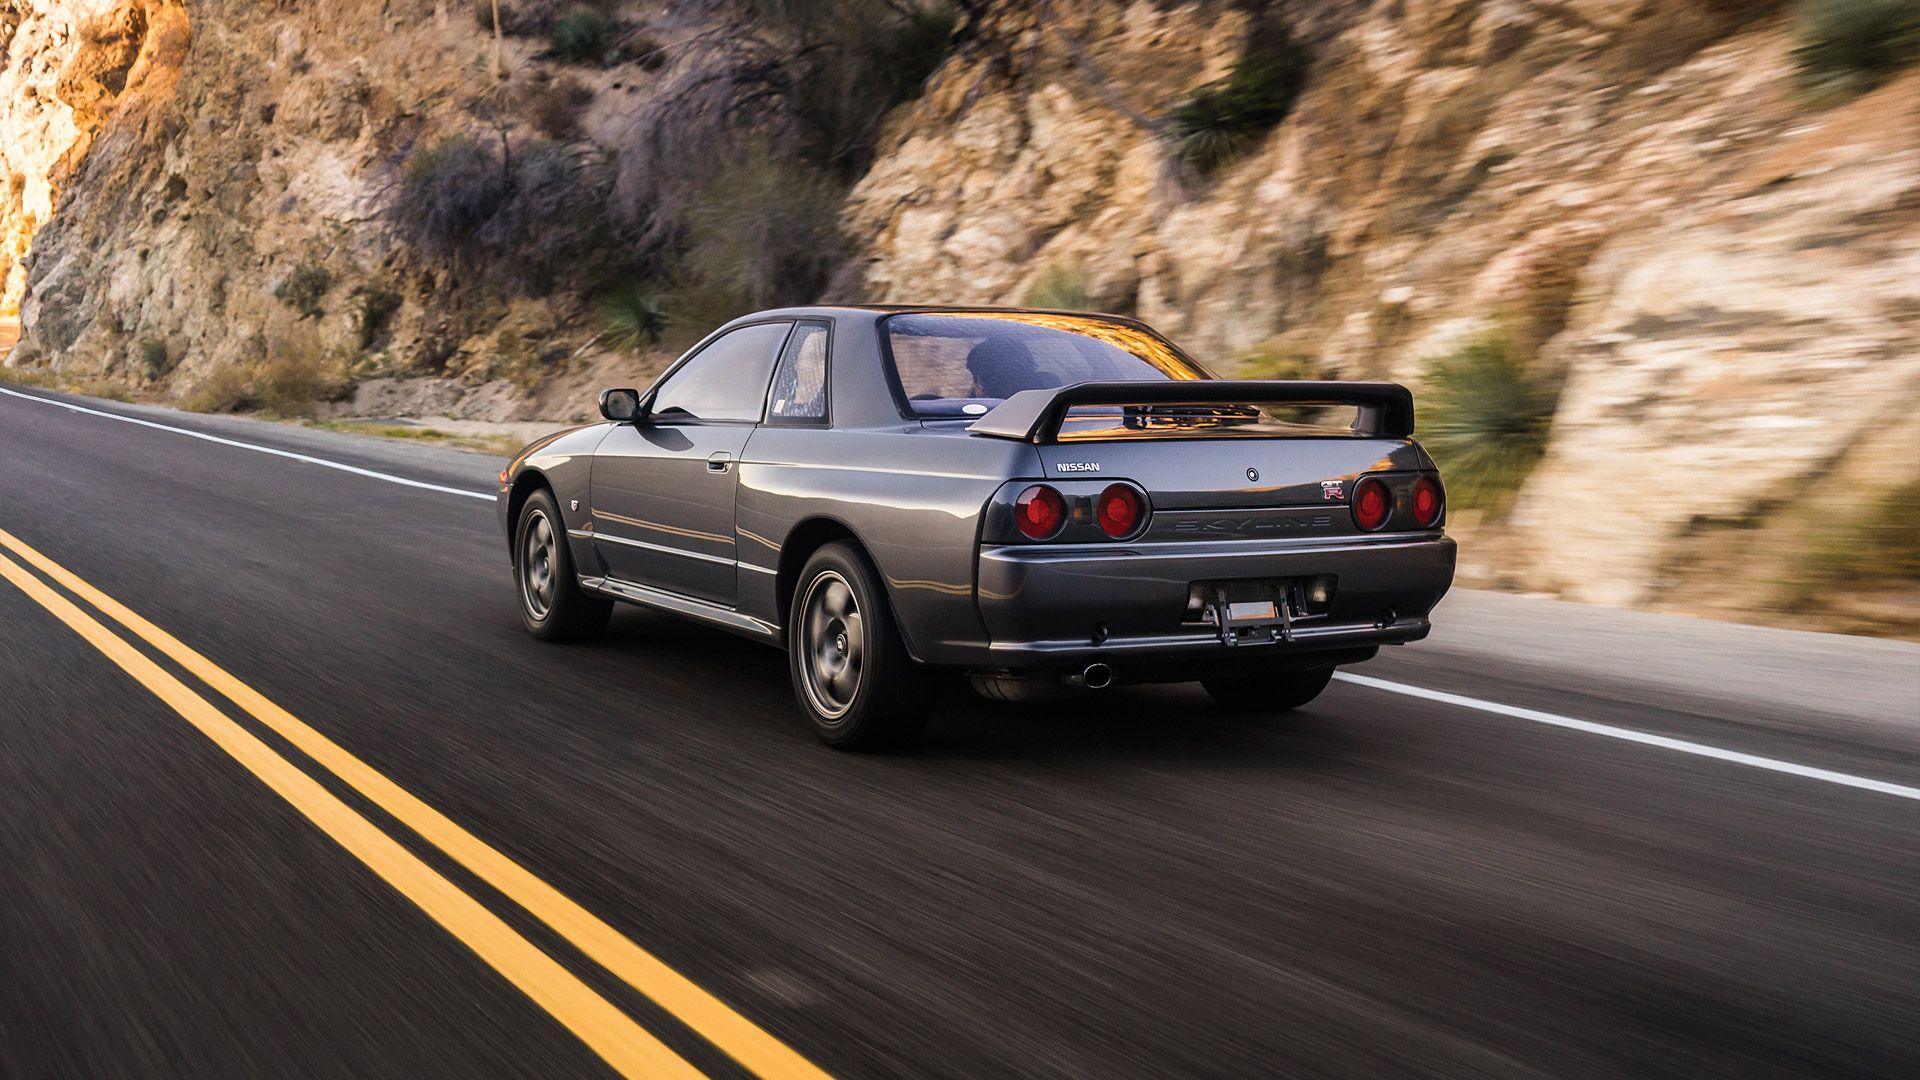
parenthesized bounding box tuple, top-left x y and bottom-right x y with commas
(966, 380, 1417, 442)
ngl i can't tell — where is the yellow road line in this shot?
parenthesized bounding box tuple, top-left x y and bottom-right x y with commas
(0, 526, 832, 1080)
(0, 548, 703, 1080)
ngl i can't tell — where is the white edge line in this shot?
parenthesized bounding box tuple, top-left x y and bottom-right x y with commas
(0, 385, 497, 502)
(1333, 672, 1920, 801)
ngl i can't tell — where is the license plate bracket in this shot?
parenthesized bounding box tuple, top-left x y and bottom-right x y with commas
(1207, 584, 1291, 646)
(1225, 599, 1282, 625)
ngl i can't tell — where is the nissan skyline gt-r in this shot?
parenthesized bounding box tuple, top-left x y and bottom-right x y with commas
(498, 307, 1456, 748)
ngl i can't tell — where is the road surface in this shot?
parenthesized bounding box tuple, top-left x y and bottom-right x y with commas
(2, 384, 1916, 1079)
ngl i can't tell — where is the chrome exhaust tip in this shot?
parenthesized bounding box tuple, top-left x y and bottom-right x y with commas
(1075, 662, 1114, 691)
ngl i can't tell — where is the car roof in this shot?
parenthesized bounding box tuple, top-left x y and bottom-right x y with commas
(720, 304, 1150, 326)
(696, 306, 1183, 430)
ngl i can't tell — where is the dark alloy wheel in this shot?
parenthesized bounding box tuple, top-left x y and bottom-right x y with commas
(787, 542, 926, 749)
(514, 489, 612, 642)
(1202, 666, 1335, 713)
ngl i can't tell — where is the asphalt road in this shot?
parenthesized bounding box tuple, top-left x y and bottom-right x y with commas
(2, 383, 1917, 1079)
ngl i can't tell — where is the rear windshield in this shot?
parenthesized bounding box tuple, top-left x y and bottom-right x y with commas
(883, 312, 1211, 418)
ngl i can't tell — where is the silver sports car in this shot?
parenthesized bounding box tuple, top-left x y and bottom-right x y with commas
(499, 307, 1456, 748)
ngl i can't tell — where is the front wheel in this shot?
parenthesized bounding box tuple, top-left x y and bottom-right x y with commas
(514, 489, 612, 642)
(787, 542, 926, 750)
(1202, 666, 1335, 713)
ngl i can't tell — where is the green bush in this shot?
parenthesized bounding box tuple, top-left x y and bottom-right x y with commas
(1234, 343, 1321, 381)
(355, 286, 403, 351)
(1805, 479, 1920, 587)
(1418, 336, 1559, 512)
(275, 263, 332, 319)
(1792, 0, 1920, 96)
(549, 6, 615, 65)
(599, 285, 666, 350)
(1022, 264, 1092, 311)
(138, 338, 170, 378)
(1168, 30, 1311, 178)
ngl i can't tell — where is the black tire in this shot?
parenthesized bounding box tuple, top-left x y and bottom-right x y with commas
(1202, 666, 1335, 713)
(514, 488, 612, 642)
(787, 542, 927, 749)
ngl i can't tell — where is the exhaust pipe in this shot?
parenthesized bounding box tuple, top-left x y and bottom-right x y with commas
(1064, 662, 1114, 691)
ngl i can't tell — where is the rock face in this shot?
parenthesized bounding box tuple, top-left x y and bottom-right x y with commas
(0, 0, 677, 421)
(1, 0, 1915, 627)
(847, 0, 1920, 622)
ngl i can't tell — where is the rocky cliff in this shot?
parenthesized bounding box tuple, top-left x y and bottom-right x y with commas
(2, 0, 1915, 632)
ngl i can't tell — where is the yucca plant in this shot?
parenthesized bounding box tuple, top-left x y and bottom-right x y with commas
(549, 6, 614, 65)
(1792, 0, 1920, 97)
(1418, 337, 1559, 512)
(600, 285, 666, 350)
(1167, 33, 1310, 178)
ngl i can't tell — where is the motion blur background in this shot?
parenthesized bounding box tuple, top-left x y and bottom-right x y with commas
(0, 0, 1915, 636)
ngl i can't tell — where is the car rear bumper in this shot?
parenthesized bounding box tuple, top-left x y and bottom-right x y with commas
(975, 533, 1455, 670)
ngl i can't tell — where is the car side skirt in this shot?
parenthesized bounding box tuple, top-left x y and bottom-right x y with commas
(579, 575, 782, 643)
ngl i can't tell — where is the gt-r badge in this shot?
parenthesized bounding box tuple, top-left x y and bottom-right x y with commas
(1246, 467, 1260, 483)
(1055, 462, 1101, 473)
(1320, 480, 1345, 501)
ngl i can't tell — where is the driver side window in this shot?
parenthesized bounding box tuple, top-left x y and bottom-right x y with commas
(650, 322, 792, 422)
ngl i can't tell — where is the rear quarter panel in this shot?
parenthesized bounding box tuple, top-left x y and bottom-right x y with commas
(737, 426, 1038, 664)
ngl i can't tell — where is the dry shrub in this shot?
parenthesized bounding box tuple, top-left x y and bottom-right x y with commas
(179, 325, 348, 417)
(179, 363, 253, 413)
(521, 75, 595, 140)
(392, 133, 612, 294)
(394, 134, 512, 262)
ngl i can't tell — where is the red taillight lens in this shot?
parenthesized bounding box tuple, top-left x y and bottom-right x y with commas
(1411, 477, 1443, 528)
(1095, 484, 1145, 538)
(1015, 485, 1067, 540)
(1352, 477, 1391, 531)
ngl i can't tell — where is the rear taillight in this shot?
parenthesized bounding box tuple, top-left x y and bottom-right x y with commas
(1352, 477, 1391, 531)
(1095, 484, 1145, 539)
(1411, 476, 1444, 528)
(1015, 485, 1067, 540)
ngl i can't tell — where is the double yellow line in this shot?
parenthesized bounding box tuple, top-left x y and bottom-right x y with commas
(0, 525, 830, 1080)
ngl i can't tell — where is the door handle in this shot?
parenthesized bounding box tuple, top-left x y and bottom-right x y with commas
(706, 452, 733, 473)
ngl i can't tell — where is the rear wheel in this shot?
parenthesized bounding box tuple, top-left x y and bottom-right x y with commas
(788, 542, 926, 749)
(515, 489, 611, 642)
(1202, 666, 1334, 713)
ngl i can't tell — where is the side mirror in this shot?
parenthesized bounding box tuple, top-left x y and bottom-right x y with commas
(599, 387, 642, 422)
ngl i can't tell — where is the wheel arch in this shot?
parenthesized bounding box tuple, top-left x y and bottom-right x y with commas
(504, 469, 554, 555)
(776, 517, 869, 620)
(775, 516, 939, 666)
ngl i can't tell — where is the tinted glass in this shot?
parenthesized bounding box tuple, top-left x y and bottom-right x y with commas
(768, 322, 829, 421)
(651, 322, 792, 422)
(884, 312, 1211, 418)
